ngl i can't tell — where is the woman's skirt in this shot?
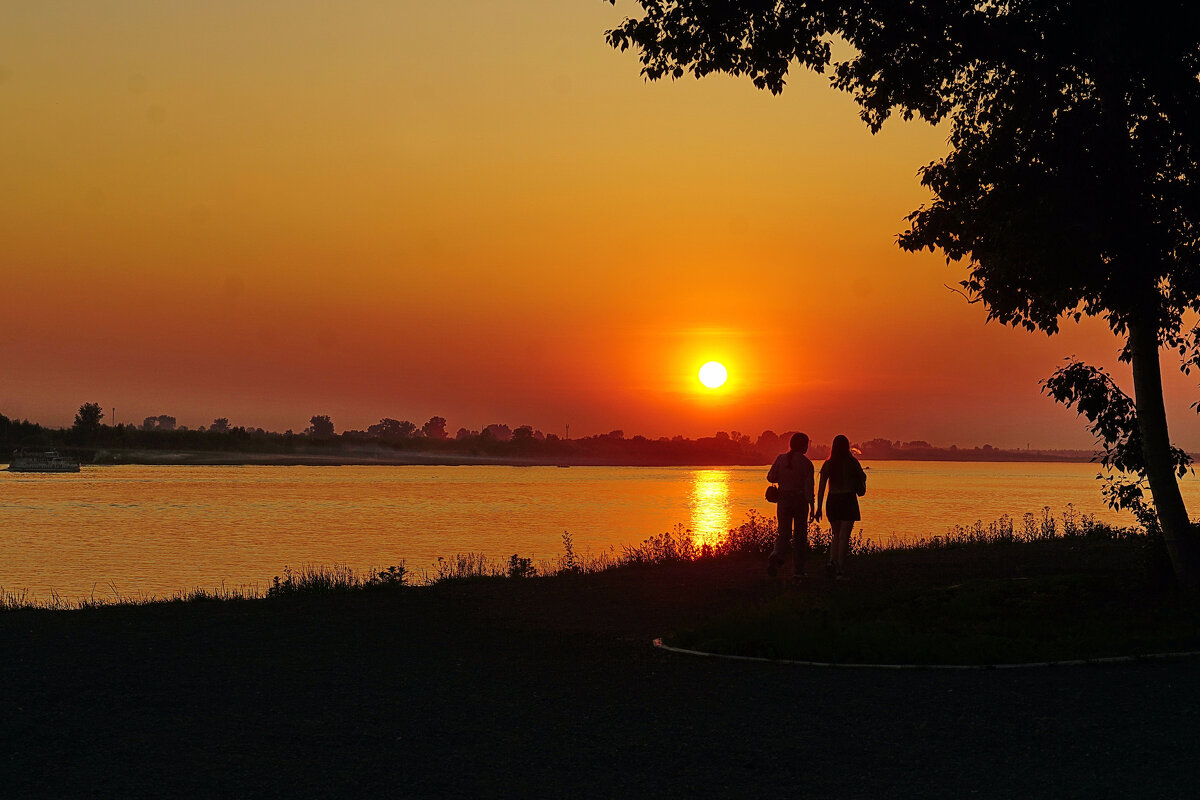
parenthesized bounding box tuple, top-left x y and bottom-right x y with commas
(826, 491, 860, 522)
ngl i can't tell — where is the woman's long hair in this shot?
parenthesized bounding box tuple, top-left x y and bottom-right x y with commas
(827, 434, 856, 489)
(829, 434, 851, 462)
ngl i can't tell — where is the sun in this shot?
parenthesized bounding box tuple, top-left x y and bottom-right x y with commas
(698, 361, 728, 389)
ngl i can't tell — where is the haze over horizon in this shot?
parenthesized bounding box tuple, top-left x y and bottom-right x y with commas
(6, 1, 1200, 450)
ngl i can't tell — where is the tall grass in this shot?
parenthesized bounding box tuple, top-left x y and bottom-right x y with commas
(267, 562, 410, 595)
(1, 582, 259, 611)
(885, 504, 1139, 551)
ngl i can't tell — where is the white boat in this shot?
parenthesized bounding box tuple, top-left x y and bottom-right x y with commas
(7, 450, 80, 473)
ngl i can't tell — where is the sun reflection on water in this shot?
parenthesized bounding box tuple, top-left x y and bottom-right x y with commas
(689, 469, 731, 546)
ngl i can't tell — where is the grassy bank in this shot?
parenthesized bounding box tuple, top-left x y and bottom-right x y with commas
(5, 508, 1199, 667)
(667, 516, 1200, 664)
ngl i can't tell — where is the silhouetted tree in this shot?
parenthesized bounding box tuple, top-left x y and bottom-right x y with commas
(482, 424, 513, 442)
(422, 416, 448, 440)
(73, 403, 104, 436)
(368, 418, 418, 439)
(756, 430, 782, 453)
(144, 414, 177, 432)
(307, 415, 335, 439)
(859, 438, 898, 459)
(210, 417, 231, 433)
(606, 0, 1200, 585)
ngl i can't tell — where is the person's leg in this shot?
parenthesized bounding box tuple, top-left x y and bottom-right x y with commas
(769, 501, 793, 575)
(792, 508, 808, 576)
(833, 521, 854, 573)
(825, 519, 837, 576)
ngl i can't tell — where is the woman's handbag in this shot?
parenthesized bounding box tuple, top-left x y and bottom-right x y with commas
(765, 485, 780, 503)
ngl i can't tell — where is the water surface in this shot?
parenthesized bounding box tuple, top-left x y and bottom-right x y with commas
(3, 462, 1195, 600)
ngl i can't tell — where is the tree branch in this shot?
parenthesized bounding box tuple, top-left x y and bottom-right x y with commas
(944, 284, 983, 304)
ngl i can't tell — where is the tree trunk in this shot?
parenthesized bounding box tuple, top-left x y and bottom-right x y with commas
(1127, 315, 1199, 589)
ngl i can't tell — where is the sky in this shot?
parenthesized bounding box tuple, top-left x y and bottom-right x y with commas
(4, 0, 1200, 449)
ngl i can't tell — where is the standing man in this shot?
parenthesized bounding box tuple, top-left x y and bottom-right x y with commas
(767, 432, 816, 579)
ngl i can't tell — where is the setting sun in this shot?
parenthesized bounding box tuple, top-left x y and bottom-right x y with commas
(698, 361, 728, 389)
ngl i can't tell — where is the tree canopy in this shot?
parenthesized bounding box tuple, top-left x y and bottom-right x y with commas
(72, 403, 104, 436)
(308, 415, 335, 439)
(606, 0, 1200, 339)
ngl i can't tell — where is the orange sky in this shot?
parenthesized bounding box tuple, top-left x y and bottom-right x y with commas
(4, 1, 1200, 448)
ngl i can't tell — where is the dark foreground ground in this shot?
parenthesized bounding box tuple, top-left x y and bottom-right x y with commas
(3, 556, 1199, 799)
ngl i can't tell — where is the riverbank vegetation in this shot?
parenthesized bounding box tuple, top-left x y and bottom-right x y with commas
(668, 524, 1196, 665)
(4, 508, 1198, 666)
(2, 406, 1095, 467)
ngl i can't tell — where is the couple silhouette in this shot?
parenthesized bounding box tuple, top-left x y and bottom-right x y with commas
(766, 433, 866, 580)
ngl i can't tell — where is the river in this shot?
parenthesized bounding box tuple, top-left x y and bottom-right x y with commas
(3, 462, 1196, 600)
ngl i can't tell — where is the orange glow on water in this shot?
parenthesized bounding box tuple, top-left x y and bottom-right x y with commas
(689, 469, 732, 546)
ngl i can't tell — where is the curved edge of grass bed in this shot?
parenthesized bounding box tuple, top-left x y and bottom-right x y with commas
(652, 636, 1200, 670)
(659, 572, 1200, 668)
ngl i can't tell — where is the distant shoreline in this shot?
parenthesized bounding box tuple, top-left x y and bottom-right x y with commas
(3, 414, 1109, 468)
(49, 449, 1104, 468)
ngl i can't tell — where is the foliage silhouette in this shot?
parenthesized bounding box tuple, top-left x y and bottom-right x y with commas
(367, 418, 418, 440)
(307, 415, 335, 439)
(3, 402, 1098, 468)
(507, 554, 537, 579)
(422, 416, 448, 439)
(1045, 359, 1193, 532)
(141, 415, 177, 432)
(72, 403, 104, 437)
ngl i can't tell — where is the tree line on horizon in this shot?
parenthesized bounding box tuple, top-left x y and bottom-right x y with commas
(1, 403, 1093, 465)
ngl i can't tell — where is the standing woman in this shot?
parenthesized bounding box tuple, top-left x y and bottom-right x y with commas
(816, 435, 866, 579)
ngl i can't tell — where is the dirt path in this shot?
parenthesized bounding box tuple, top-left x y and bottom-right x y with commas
(3, 558, 1198, 798)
